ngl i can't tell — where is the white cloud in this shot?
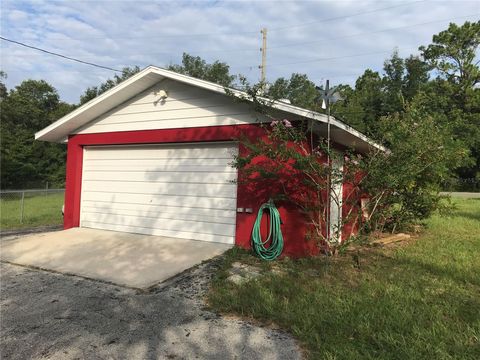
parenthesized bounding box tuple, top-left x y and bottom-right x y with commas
(1, 0, 478, 103)
(8, 9, 29, 22)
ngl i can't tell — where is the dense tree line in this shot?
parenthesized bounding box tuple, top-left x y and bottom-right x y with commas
(0, 21, 478, 190)
(0, 73, 74, 188)
(268, 21, 480, 190)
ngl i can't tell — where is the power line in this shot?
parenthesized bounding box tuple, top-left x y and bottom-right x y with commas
(6, 1, 423, 42)
(3, 9, 475, 63)
(268, 13, 479, 50)
(234, 48, 405, 69)
(235, 13, 479, 69)
(268, 0, 425, 32)
(7, 11, 470, 70)
(0, 36, 122, 72)
(76, 12, 480, 58)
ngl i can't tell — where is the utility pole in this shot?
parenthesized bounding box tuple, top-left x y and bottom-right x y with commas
(259, 28, 267, 84)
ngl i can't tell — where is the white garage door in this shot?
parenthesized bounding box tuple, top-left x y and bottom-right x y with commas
(80, 143, 238, 244)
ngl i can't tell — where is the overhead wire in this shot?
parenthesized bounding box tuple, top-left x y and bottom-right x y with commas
(268, 13, 480, 50)
(8, 0, 423, 42)
(0, 36, 121, 72)
(267, 0, 426, 32)
(3, 11, 476, 67)
(236, 48, 408, 69)
(238, 13, 479, 69)
(1, 3, 476, 84)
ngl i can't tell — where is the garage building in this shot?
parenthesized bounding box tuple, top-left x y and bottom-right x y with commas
(35, 66, 381, 257)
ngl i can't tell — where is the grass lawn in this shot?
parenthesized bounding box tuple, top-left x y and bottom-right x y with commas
(208, 198, 480, 359)
(0, 192, 64, 230)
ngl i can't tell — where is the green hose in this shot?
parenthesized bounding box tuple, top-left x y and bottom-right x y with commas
(251, 200, 284, 260)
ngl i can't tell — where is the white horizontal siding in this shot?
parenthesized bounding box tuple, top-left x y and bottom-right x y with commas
(87, 105, 252, 125)
(80, 143, 238, 244)
(84, 144, 236, 159)
(75, 79, 266, 134)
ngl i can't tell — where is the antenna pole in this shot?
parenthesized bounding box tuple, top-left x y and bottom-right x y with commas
(326, 79, 330, 154)
(259, 28, 267, 84)
(326, 79, 331, 244)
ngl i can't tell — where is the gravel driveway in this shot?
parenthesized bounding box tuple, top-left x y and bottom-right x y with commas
(0, 260, 301, 360)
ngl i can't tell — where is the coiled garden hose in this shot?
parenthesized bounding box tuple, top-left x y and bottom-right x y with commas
(251, 200, 284, 260)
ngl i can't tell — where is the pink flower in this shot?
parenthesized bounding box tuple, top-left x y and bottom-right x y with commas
(270, 120, 279, 127)
(282, 119, 292, 128)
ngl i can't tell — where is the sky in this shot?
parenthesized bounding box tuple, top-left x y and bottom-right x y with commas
(1, 0, 479, 104)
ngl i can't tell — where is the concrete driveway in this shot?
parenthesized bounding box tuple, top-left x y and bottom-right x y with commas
(0, 228, 232, 288)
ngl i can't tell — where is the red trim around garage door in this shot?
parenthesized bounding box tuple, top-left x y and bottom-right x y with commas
(63, 124, 265, 230)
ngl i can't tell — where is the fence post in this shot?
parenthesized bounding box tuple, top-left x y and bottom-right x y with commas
(20, 191, 25, 224)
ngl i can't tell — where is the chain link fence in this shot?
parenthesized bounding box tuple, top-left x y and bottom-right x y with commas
(0, 189, 65, 231)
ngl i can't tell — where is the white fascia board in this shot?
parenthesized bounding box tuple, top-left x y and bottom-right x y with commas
(34, 66, 158, 141)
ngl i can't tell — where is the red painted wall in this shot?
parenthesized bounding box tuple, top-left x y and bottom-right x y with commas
(234, 142, 324, 257)
(64, 124, 359, 257)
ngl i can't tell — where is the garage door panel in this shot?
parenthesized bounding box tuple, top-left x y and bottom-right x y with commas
(81, 208, 236, 224)
(81, 192, 236, 210)
(81, 201, 236, 218)
(82, 181, 236, 198)
(80, 143, 238, 244)
(83, 163, 235, 173)
(81, 212, 235, 236)
(83, 156, 232, 168)
(80, 221, 234, 244)
(82, 170, 236, 184)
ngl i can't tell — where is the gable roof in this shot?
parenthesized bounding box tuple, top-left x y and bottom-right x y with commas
(35, 65, 385, 153)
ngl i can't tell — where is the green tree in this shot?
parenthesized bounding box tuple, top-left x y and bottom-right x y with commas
(0, 71, 7, 100)
(333, 69, 384, 137)
(267, 73, 319, 109)
(1, 79, 74, 188)
(420, 21, 480, 89)
(403, 55, 430, 100)
(361, 103, 466, 231)
(168, 53, 235, 87)
(382, 50, 405, 114)
(329, 84, 367, 132)
(419, 21, 480, 190)
(80, 66, 141, 104)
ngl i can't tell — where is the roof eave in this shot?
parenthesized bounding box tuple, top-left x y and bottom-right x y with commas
(35, 65, 385, 153)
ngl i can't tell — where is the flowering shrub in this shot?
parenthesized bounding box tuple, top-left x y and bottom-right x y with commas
(229, 82, 465, 252)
